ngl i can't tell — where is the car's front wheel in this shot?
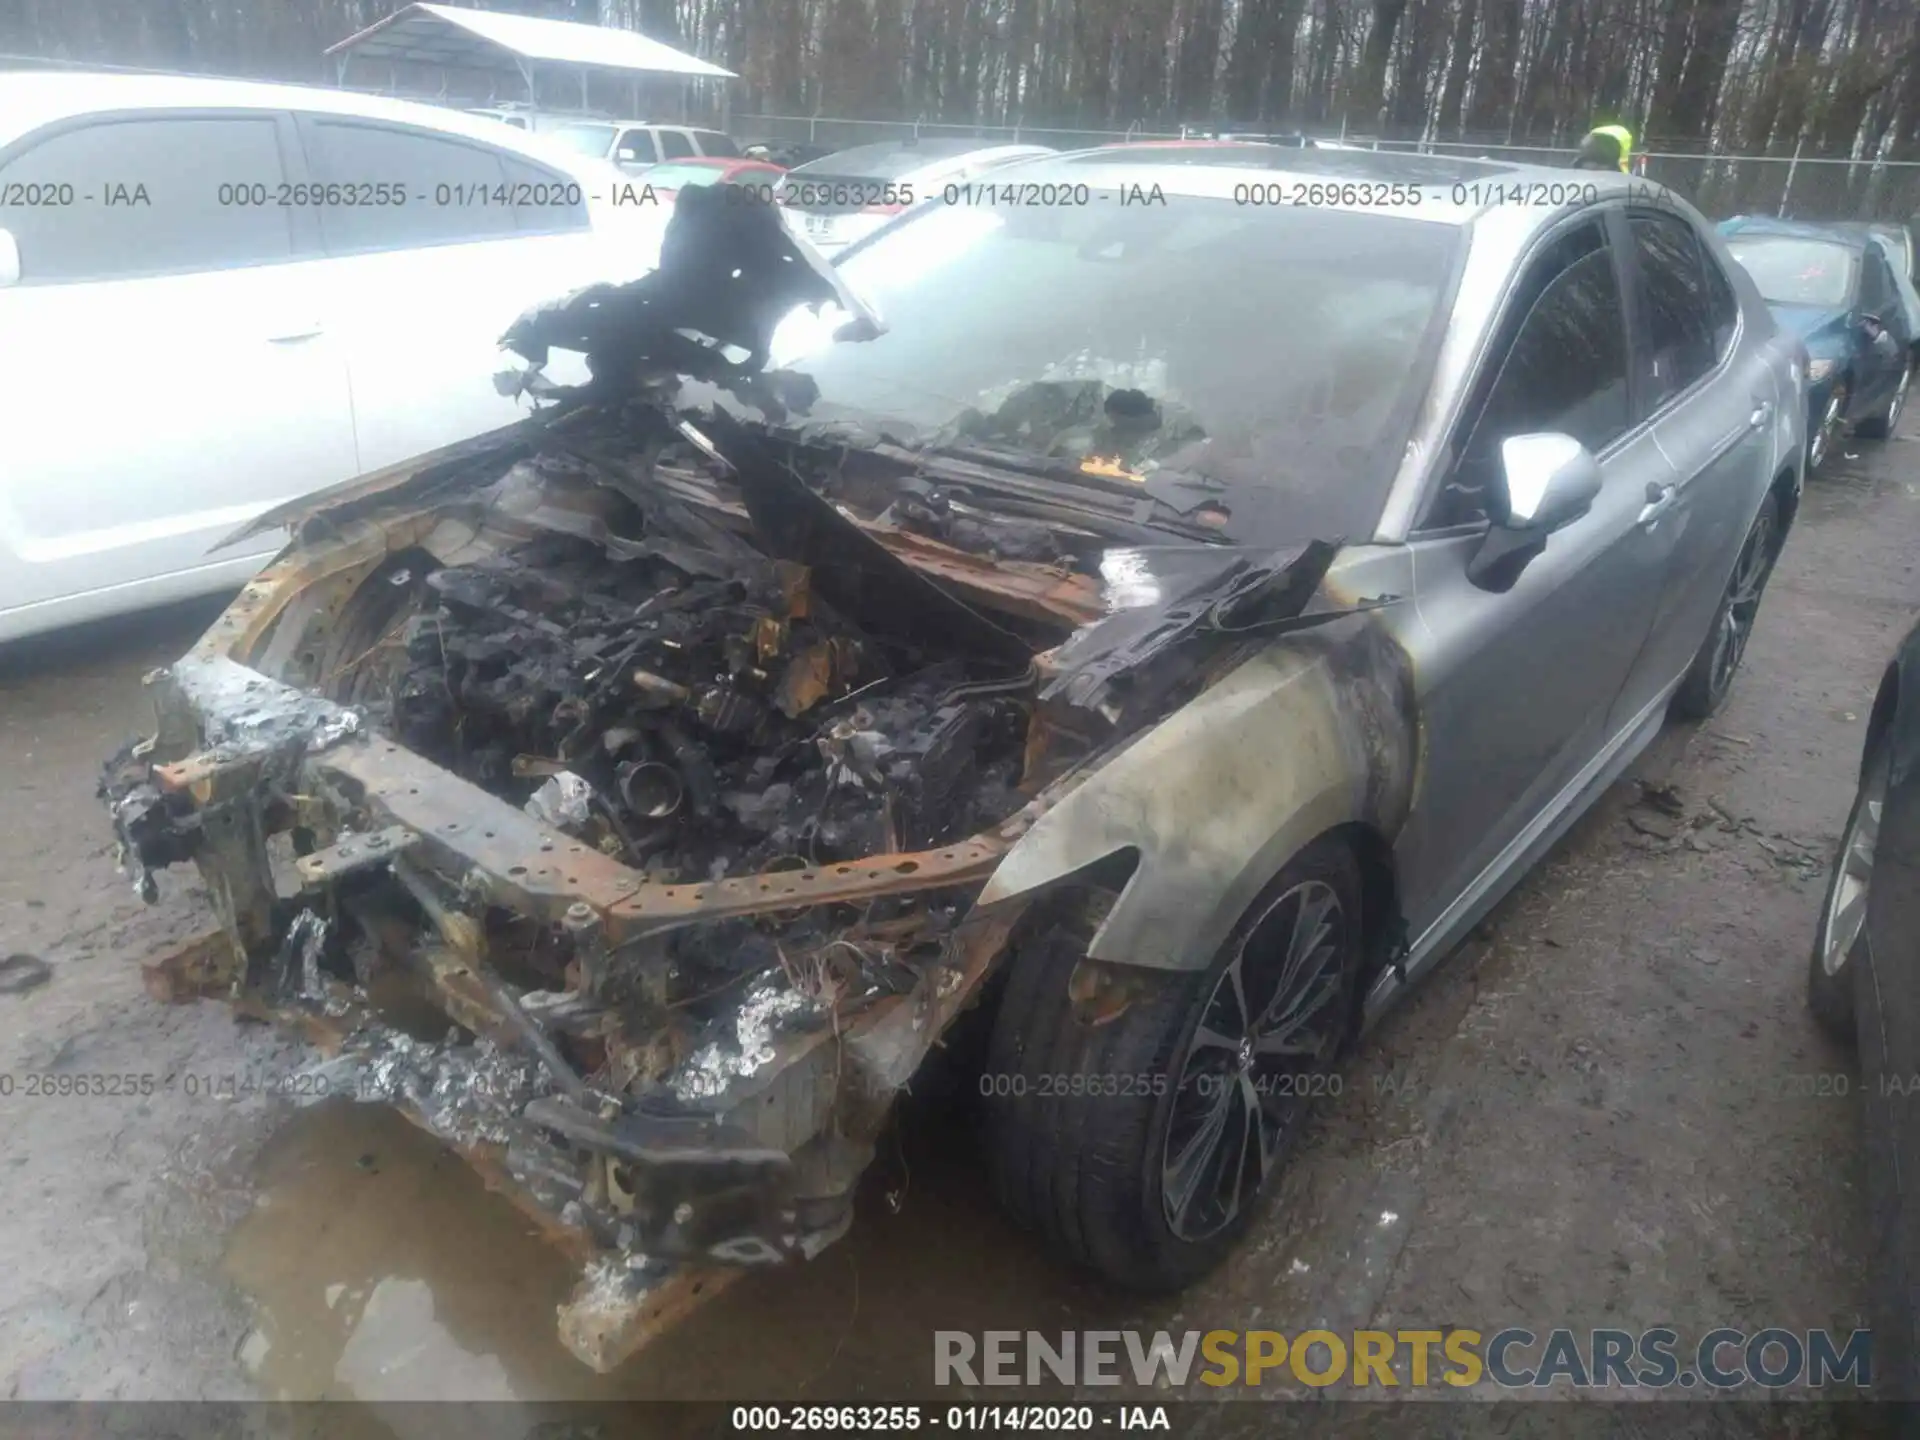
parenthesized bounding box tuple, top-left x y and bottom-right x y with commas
(1809, 740, 1889, 1042)
(1808, 383, 1849, 473)
(1670, 490, 1782, 722)
(983, 837, 1364, 1292)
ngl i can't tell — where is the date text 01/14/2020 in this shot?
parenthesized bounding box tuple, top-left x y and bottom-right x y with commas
(729, 1406, 1174, 1431)
(975, 1070, 1347, 1100)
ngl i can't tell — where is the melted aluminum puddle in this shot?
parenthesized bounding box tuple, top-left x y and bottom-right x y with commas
(671, 981, 816, 1102)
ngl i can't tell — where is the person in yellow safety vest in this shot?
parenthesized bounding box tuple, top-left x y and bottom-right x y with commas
(1573, 124, 1634, 173)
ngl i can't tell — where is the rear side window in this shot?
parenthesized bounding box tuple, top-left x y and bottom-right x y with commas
(303, 119, 518, 253)
(692, 130, 739, 158)
(658, 129, 696, 160)
(1629, 210, 1718, 410)
(1427, 220, 1630, 529)
(0, 114, 293, 283)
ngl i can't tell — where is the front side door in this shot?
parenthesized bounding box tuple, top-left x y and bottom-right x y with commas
(613, 127, 661, 171)
(1859, 243, 1912, 410)
(0, 109, 358, 636)
(1610, 207, 1777, 726)
(1394, 213, 1676, 945)
(657, 129, 698, 161)
(295, 115, 601, 474)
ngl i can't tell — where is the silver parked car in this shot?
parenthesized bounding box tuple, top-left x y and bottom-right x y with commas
(775, 136, 1054, 253)
(103, 150, 1804, 1364)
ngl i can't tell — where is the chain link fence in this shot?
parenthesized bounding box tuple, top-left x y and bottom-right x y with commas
(734, 113, 1920, 225)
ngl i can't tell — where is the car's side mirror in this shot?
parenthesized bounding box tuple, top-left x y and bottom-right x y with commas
(0, 229, 19, 289)
(1468, 433, 1602, 591)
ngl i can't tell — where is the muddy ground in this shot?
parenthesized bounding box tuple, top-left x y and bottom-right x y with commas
(1, 422, 1914, 1426)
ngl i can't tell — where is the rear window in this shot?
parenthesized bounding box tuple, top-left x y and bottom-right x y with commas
(692, 130, 740, 158)
(1724, 235, 1857, 309)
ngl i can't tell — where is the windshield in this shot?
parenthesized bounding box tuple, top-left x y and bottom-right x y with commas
(548, 123, 618, 158)
(1725, 236, 1857, 308)
(757, 196, 1460, 543)
(647, 163, 727, 190)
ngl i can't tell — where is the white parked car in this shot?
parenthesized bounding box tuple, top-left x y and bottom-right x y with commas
(0, 73, 671, 644)
(539, 118, 740, 172)
(777, 138, 1055, 253)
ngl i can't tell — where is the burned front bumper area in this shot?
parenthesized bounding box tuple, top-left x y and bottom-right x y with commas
(105, 622, 1044, 1374)
(98, 362, 1182, 1365)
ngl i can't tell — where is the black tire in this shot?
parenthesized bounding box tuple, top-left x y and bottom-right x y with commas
(1670, 490, 1781, 722)
(1855, 361, 1912, 441)
(983, 836, 1364, 1292)
(1808, 741, 1889, 1044)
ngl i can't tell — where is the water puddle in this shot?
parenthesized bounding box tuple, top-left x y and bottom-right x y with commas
(221, 1095, 1124, 1407)
(223, 1103, 595, 1403)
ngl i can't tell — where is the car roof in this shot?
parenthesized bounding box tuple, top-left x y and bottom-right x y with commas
(981, 147, 1662, 230)
(0, 69, 607, 168)
(1825, 219, 1911, 250)
(1071, 139, 1386, 168)
(787, 137, 1052, 174)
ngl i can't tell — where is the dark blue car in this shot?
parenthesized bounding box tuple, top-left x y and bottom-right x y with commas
(1720, 216, 1915, 471)
(1809, 610, 1920, 1400)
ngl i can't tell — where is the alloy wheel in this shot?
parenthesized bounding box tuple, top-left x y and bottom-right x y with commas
(1820, 761, 1887, 978)
(1706, 505, 1776, 700)
(1891, 365, 1912, 431)
(1810, 386, 1847, 470)
(1161, 880, 1346, 1242)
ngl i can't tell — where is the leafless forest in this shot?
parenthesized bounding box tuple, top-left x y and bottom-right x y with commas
(4, 0, 1919, 164)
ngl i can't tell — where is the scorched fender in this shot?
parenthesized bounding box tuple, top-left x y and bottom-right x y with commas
(978, 613, 1418, 972)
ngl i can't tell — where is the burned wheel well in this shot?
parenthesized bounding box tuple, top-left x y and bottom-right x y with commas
(1320, 821, 1400, 1042)
(315, 549, 443, 704)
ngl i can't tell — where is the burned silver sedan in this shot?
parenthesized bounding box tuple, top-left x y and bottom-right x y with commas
(102, 154, 1804, 1369)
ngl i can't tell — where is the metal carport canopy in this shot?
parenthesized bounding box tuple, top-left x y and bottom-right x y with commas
(326, 3, 736, 81)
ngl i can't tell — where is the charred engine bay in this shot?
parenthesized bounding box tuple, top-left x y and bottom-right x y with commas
(300, 414, 1129, 1141)
(384, 530, 1032, 888)
(363, 422, 1120, 855)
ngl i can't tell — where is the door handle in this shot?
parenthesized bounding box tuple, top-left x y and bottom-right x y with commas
(265, 323, 324, 344)
(1749, 399, 1773, 428)
(1638, 481, 1677, 527)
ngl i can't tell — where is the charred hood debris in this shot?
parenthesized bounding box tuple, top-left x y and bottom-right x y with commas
(98, 190, 1344, 1369)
